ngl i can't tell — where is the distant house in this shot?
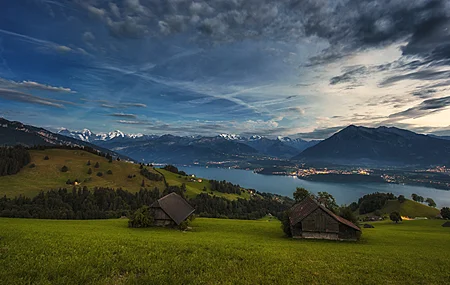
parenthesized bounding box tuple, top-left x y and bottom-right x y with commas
(150, 193, 195, 226)
(289, 196, 361, 241)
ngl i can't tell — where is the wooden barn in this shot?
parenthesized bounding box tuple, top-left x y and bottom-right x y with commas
(150, 193, 195, 226)
(289, 196, 361, 241)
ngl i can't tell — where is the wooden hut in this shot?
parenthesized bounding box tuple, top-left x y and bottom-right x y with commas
(289, 196, 361, 241)
(150, 193, 195, 226)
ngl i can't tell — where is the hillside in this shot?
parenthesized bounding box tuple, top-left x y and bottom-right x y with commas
(0, 149, 165, 197)
(360, 199, 440, 218)
(0, 149, 251, 201)
(0, 118, 129, 160)
(381, 200, 440, 218)
(157, 169, 251, 200)
(293, 125, 450, 167)
(1, 218, 449, 284)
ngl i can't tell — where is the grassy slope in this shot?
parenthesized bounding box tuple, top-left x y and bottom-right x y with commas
(158, 168, 251, 200)
(360, 199, 440, 218)
(0, 149, 165, 197)
(0, 218, 449, 284)
(382, 200, 440, 218)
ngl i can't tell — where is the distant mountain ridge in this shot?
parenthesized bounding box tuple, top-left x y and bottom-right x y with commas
(57, 129, 320, 161)
(293, 125, 450, 167)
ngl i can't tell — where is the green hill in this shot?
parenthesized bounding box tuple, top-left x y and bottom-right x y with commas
(360, 199, 440, 218)
(1, 218, 449, 284)
(157, 168, 251, 200)
(0, 149, 250, 201)
(0, 149, 165, 197)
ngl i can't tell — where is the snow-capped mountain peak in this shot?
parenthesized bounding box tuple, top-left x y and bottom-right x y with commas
(219, 134, 242, 140)
(277, 136, 292, 142)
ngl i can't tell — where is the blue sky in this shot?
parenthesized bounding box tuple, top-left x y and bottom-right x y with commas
(0, 0, 450, 138)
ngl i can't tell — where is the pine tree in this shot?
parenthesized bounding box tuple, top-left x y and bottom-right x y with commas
(61, 165, 69, 172)
(87, 160, 91, 166)
(141, 179, 145, 187)
(87, 168, 92, 175)
(94, 162, 100, 168)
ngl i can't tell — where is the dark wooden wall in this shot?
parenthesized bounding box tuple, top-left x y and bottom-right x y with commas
(302, 208, 339, 233)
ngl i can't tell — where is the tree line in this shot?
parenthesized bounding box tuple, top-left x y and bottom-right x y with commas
(209, 180, 243, 195)
(0, 146, 31, 176)
(0, 185, 292, 220)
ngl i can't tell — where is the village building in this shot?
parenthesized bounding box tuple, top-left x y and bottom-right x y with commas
(289, 196, 361, 241)
(150, 192, 195, 227)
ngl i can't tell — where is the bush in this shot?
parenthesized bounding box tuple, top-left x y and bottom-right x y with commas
(107, 170, 113, 175)
(29, 163, 36, 168)
(87, 168, 92, 175)
(280, 210, 292, 237)
(94, 162, 100, 168)
(398, 195, 406, 203)
(44, 156, 49, 160)
(61, 165, 68, 172)
(87, 160, 91, 166)
(339, 206, 359, 225)
(178, 220, 190, 231)
(390, 211, 402, 223)
(441, 207, 450, 219)
(96, 172, 103, 177)
(128, 206, 154, 228)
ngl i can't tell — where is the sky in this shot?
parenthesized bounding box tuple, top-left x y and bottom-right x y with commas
(0, 0, 450, 139)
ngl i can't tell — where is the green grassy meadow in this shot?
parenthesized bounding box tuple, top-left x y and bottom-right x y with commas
(0, 149, 165, 197)
(0, 217, 449, 284)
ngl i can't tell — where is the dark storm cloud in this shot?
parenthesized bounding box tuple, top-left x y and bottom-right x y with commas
(389, 95, 450, 119)
(0, 88, 73, 108)
(412, 89, 437, 99)
(329, 65, 367, 85)
(379, 70, 450, 87)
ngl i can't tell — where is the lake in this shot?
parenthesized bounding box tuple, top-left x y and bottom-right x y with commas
(180, 166, 450, 208)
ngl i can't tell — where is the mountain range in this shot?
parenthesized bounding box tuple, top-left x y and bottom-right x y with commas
(293, 125, 450, 167)
(57, 128, 320, 163)
(3, 117, 450, 168)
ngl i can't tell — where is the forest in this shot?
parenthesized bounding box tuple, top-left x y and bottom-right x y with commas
(209, 180, 243, 195)
(0, 146, 31, 176)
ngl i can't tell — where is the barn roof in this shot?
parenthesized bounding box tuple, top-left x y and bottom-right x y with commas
(150, 193, 195, 225)
(289, 196, 360, 231)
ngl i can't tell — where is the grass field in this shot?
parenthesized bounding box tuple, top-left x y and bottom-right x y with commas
(158, 168, 251, 200)
(0, 149, 165, 197)
(359, 199, 440, 219)
(0, 217, 449, 284)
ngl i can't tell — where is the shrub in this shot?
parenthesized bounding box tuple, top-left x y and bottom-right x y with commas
(280, 210, 292, 237)
(390, 211, 402, 223)
(96, 172, 103, 177)
(128, 206, 154, 228)
(94, 162, 100, 168)
(178, 220, 190, 231)
(61, 165, 68, 172)
(29, 163, 36, 168)
(44, 156, 49, 160)
(339, 206, 359, 225)
(398, 195, 406, 203)
(107, 170, 112, 175)
(87, 160, 91, 166)
(87, 168, 92, 175)
(441, 207, 450, 219)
